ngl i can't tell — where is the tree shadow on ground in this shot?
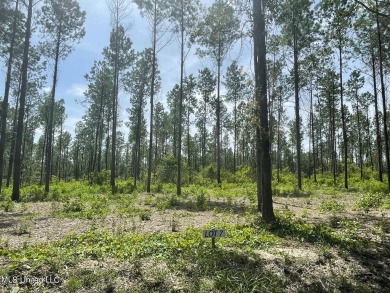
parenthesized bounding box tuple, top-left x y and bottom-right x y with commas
(163, 198, 248, 215)
(263, 215, 390, 292)
(179, 247, 282, 292)
(0, 212, 23, 229)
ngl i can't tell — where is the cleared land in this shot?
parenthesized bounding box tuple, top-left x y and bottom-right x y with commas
(0, 180, 389, 292)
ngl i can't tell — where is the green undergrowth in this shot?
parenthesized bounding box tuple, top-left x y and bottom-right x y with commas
(0, 191, 15, 212)
(319, 199, 346, 212)
(1, 170, 389, 206)
(354, 192, 386, 213)
(268, 212, 372, 253)
(271, 171, 389, 197)
(1, 223, 279, 262)
(0, 212, 383, 292)
(0, 222, 282, 292)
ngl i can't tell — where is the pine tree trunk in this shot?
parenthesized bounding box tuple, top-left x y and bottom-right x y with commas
(366, 113, 374, 171)
(147, 1, 157, 193)
(177, 0, 184, 196)
(339, 44, 348, 189)
(58, 121, 63, 181)
(45, 30, 61, 193)
(216, 52, 222, 186)
(105, 116, 110, 170)
(253, 0, 274, 222)
(375, 0, 390, 193)
(356, 103, 363, 180)
(372, 49, 383, 181)
(12, 0, 33, 201)
(233, 100, 237, 174)
(111, 24, 120, 192)
(293, 16, 302, 190)
(111, 65, 118, 192)
(0, 0, 19, 193)
(310, 79, 316, 182)
(187, 111, 191, 182)
(277, 90, 282, 183)
(6, 77, 21, 188)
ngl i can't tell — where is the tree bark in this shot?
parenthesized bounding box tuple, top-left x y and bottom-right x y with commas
(0, 0, 19, 193)
(310, 78, 316, 182)
(6, 73, 21, 188)
(293, 13, 302, 190)
(375, 0, 390, 193)
(45, 26, 62, 193)
(177, 0, 184, 196)
(253, 0, 274, 222)
(216, 50, 222, 186)
(339, 44, 348, 189)
(372, 49, 383, 181)
(12, 0, 33, 201)
(147, 0, 157, 193)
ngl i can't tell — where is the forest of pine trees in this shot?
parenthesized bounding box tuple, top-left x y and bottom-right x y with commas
(0, 0, 390, 214)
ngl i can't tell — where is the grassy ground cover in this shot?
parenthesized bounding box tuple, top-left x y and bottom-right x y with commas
(0, 172, 389, 292)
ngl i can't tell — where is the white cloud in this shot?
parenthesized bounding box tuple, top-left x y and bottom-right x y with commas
(43, 87, 51, 93)
(62, 116, 81, 138)
(66, 83, 87, 98)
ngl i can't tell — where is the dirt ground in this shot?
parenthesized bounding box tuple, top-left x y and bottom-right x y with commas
(1, 192, 390, 292)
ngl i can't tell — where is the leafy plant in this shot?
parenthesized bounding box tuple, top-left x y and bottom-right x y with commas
(0, 196, 15, 212)
(354, 193, 384, 213)
(151, 181, 163, 193)
(115, 180, 135, 194)
(171, 213, 179, 232)
(338, 219, 362, 240)
(139, 209, 151, 221)
(15, 219, 31, 235)
(21, 184, 46, 202)
(89, 170, 111, 185)
(320, 199, 346, 212)
(196, 191, 209, 211)
(66, 276, 82, 292)
(63, 197, 84, 213)
(0, 237, 9, 249)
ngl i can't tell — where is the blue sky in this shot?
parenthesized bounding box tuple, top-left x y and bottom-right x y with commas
(4, 0, 252, 138)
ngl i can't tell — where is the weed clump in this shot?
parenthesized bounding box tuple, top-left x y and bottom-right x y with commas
(0, 195, 15, 212)
(354, 193, 384, 213)
(320, 199, 346, 212)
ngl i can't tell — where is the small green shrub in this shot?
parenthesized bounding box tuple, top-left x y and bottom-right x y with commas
(156, 156, 177, 183)
(90, 195, 108, 211)
(328, 215, 343, 228)
(63, 197, 84, 213)
(151, 181, 163, 193)
(156, 199, 170, 211)
(235, 166, 256, 183)
(115, 180, 135, 194)
(169, 193, 180, 207)
(0, 237, 9, 249)
(220, 169, 236, 183)
(338, 219, 362, 240)
(66, 276, 83, 292)
(0, 196, 15, 212)
(15, 219, 31, 235)
(21, 185, 46, 202)
(357, 179, 387, 194)
(196, 191, 209, 211)
(320, 199, 345, 212)
(139, 209, 151, 221)
(171, 213, 179, 232)
(354, 193, 384, 213)
(89, 170, 111, 185)
(143, 194, 154, 205)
